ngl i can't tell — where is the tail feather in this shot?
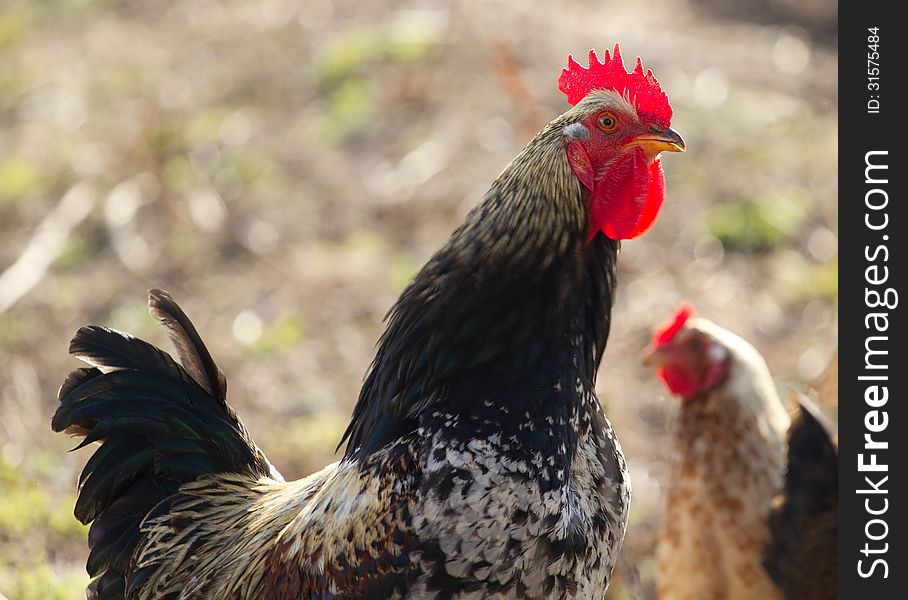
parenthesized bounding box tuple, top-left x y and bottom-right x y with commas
(148, 288, 227, 402)
(76, 438, 155, 524)
(763, 395, 838, 599)
(69, 325, 189, 380)
(87, 571, 126, 600)
(52, 290, 279, 595)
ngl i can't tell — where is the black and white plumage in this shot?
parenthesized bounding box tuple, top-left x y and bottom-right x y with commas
(51, 86, 688, 598)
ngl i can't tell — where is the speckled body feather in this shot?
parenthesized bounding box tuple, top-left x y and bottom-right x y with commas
(54, 92, 636, 599)
(656, 319, 790, 600)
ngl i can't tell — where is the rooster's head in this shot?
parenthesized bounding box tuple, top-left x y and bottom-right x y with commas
(558, 45, 685, 241)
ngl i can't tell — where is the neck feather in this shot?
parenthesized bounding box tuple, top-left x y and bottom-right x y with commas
(342, 121, 619, 458)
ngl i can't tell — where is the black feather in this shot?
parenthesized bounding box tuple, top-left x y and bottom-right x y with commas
(51, 292, 276, 594)
(87, 571, 125, 600)
(69, 326, 187, 381)
(59, 367, 102, 401)
(87, 516, 136, 576)
(77, 442, 155, 523)
(148, 288, 227, 402)
(340, 208, 616, 458)
(763, 397, 838, 600)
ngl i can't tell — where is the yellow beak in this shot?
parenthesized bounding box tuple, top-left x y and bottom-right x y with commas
(626, 127, 686, 154)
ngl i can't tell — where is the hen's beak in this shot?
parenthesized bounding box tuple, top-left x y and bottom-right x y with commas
(642, 345, 669, 367)
(626, 127, 686, 154)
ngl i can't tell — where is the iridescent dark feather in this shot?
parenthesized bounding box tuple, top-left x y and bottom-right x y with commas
(763, 397, 838, 600)
(52, 294, 276, 597)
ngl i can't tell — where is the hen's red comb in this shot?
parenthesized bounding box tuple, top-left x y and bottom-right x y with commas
(559, 44, 672, 127)
(653, 302, 694, 346)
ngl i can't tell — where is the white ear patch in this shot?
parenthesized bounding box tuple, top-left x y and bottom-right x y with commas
(562, 122, 590, 141)
(707, 343, 729, 363)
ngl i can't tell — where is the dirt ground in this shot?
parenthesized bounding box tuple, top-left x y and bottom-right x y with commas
(0, 0, 836, 597)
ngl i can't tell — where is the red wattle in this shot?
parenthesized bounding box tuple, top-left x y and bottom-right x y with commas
(590, 147, 658, 240)
(625, 159, 665, 239)
(658, 367, 699, 400)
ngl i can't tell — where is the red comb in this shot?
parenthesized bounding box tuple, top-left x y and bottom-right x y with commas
(558, 44, 672, 127)
(653, 302, 694, 346)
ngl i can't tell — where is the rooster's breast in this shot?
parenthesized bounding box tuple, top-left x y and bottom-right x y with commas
(407, 391, 630, 599)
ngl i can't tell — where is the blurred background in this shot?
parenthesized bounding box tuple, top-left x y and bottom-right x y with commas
(0, 0, 836, 597)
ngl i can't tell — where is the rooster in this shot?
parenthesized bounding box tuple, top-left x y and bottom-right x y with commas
(53, 45, 685, 599)
(645, 305, 838, 600)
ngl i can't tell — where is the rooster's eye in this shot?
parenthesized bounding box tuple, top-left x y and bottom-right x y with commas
(597, 112, 618, 132)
